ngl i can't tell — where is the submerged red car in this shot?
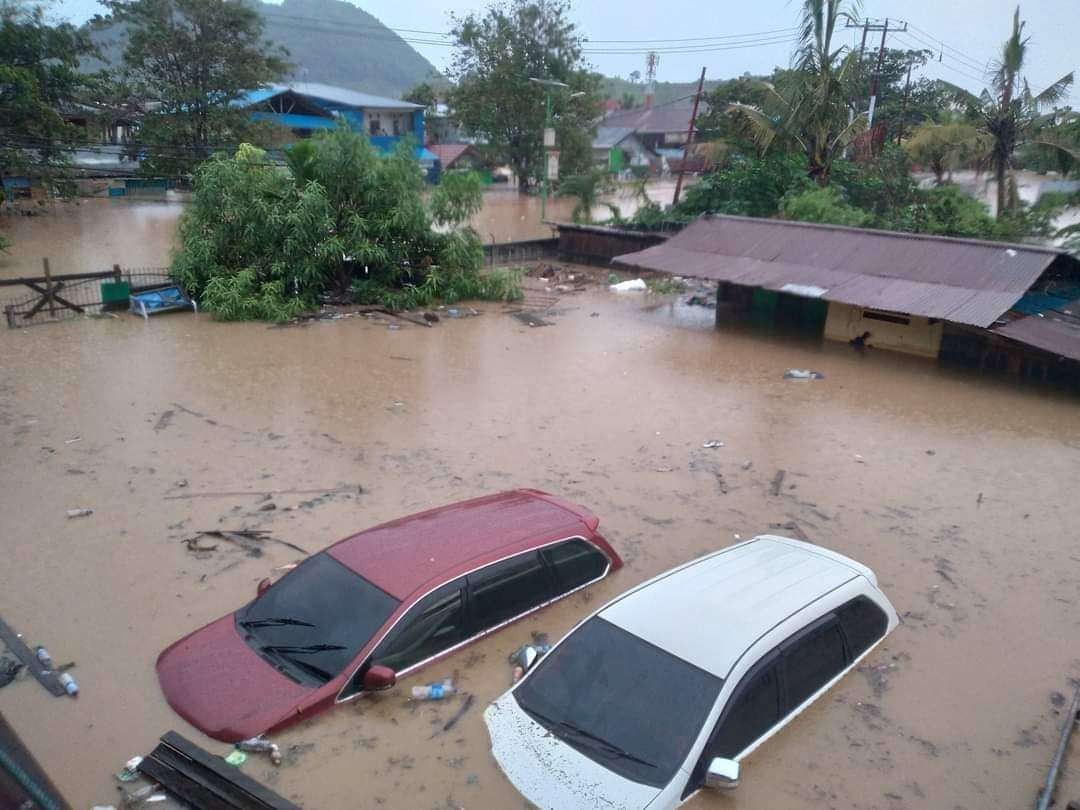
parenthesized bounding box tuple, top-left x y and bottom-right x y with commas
(157, 489, 622, 741)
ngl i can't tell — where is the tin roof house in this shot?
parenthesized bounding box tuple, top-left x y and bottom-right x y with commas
(239, 83, 437, 175)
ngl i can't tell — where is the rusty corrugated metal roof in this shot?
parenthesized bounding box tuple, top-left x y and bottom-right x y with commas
(992, 301, 1080, 361)
(613, 215, 1075, 328)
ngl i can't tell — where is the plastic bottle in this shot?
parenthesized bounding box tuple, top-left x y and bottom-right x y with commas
(411, 679, 455, 700)
(34, 646, 54, 670)
(58, 672, 78, 696)
(237, 737, 282, 766)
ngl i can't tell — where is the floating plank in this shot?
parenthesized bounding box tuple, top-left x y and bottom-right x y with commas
(138, 731, 300, 810)
(0, 617, 66, 697)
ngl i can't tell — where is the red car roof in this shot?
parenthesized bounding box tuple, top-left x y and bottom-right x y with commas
(327, 489, 601, 600)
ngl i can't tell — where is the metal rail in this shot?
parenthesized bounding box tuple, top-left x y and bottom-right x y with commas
(1036, 682, 1080, 810)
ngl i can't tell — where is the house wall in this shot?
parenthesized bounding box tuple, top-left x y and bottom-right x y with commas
(824, 302, 943, 358)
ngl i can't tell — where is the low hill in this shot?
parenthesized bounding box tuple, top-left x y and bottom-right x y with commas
(86, 0, 439, 99)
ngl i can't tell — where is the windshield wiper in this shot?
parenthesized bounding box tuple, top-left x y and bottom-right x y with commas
(273, 653, 335, 683)
(260, 643, 345, 654)
(557, 721, 657, 769)
(240, 617, 316, 629)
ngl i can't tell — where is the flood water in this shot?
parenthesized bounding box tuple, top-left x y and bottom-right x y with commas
(2, 193, 1080, 810)
(1, 267, 1079, 809)
(0, 180, 673, 283)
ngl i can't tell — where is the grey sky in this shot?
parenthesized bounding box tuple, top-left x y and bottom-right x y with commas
(52, 0, 1079, 104)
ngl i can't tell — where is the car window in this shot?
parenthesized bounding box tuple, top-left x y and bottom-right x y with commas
(781, 616, 847, 711)
(684, 653, 779, 797)
(541, 539, 608, 593)
(836, 596, 888, 659)
(372, 578, 465, 673)
(467, 551, 552, 632)
(515, 617, 723, 789)
(235, 554, 399, 686)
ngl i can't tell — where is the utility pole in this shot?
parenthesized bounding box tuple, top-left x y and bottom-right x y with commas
(845, 17, 907, 125)
(896, 57, 914, 145)
(867, 18, 889, 128)
(673, 67, 706, 207)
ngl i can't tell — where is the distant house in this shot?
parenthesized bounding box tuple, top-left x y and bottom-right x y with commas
(592, 101, 700, 174)
(592, 126, 652, 173)
(239, 82, 437, 176)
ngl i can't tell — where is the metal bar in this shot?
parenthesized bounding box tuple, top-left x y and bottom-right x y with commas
(1036, 682, 1080, 810)
(0, 615, 67, 696)
(673, 66, 706, 206)
(43, 258, 55, 317)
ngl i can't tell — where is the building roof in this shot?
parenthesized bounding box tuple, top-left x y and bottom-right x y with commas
(599, 537, 862, 678)
(239, 83, 422, 112)
(429, 143, 481, 167)
(614, 215, 1076, 328)
(593, 126, 637, 149)
(992, 301, 1080, 361)
(327, 490, 596, 600)
(598, 100, 696, 135)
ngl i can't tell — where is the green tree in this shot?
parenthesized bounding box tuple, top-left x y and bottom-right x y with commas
(678, 152, 813, 218)
(403, 82, 437, 108)
(559, 170, 618, 223)
(904, 122, 985, 184)
(171, 127, 507, 321)
(728, 0, 864, 184)
(447, 0, 600, 190)
(103, 0, 289, 178)
(0, 2, 93, 196)
(959, 7, 1076, 218)
(618, 92, 637, 110)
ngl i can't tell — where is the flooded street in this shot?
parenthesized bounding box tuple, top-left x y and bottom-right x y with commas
(1, 268, 1079, 809)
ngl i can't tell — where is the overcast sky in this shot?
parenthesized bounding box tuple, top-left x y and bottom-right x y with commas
(53, 0, 1079, 104)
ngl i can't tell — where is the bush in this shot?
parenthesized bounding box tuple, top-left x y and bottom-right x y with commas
(781, 187, 872, 227)
(677, 153, 812, 219)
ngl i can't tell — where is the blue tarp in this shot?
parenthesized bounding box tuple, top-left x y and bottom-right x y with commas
(1014, 291, 1080, 316)
(129, 285, 196, 318)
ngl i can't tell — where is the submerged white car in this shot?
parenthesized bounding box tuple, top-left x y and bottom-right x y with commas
(484, 535, 898, 809)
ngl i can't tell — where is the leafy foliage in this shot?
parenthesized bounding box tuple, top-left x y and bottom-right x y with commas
(781, 187, 871, 227)
(403, 82, 437, 108)
(0, 3, 93, 192)
(102, 0, 289, 177)
(447, 0, 600, 188)
(679, 153, 813, 218)
(904, 122, 987, 184)
(560, 170, 618, 224)
(172, 127, 498, 321)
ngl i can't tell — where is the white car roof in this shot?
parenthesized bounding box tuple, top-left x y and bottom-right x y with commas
(599, 536, 866, 679)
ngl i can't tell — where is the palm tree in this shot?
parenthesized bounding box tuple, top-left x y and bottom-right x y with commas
(975, 8, 1075, 217)
(729, 0, 864, 184)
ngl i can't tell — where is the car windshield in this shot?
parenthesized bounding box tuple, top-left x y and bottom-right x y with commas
(236, 553, 399, 686)
(514, 617, 722, 788)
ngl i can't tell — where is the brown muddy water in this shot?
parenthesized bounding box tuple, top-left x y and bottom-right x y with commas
(0, 208, 1079, 810)
(0, 181, 670, 282)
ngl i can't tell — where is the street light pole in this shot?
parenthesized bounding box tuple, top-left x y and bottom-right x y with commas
(542, 89, 552, 221)
(529, 77, 569, 223)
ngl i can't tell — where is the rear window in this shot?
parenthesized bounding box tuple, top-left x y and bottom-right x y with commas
(515, 617, 722, 788)
(541, 539, 609, 592)
(836, 596, 888, 658)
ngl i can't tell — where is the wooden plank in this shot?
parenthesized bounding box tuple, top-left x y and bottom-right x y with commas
(145, 732, 301, 810)
(0, 616, 66, 697)
(0, 270, 115, 287)
(137, 755, 235, 810)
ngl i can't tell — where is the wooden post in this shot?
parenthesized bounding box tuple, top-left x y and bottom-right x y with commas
(113, 263, 122, 283)
(673, 67, 706, 207)
(42, 258, 54, 317)
(4, 305, 14, 330)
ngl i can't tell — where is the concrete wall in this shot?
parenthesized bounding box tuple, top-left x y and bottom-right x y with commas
(824, 302, 943, 358)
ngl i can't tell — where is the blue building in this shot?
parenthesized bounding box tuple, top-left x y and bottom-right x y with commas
(239, 82, 437, 177)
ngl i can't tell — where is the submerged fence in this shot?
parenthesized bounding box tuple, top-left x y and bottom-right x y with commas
(2, 261, 171, 328)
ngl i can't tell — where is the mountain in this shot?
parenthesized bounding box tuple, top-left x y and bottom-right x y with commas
(85, 0, 439, 99)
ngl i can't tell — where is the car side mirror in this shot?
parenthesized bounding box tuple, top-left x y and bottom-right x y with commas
(257, 577, 272, 596)
(362, 665, 397, 692)
(705, 758, 740, 790)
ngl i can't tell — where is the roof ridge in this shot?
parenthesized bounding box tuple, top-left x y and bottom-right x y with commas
(700, 213, 1066, 257)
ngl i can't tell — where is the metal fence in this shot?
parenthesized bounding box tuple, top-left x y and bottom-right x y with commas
(3, 265, 172, 328)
